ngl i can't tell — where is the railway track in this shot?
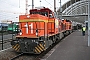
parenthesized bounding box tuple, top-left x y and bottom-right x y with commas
(0, 39, 12, 44)
(9, 33, 69, 60)
(0, 32, 72, 60)
(0, 48, 35, 60)
(10, 53, 38, 60)
(10, 53, 24, 60)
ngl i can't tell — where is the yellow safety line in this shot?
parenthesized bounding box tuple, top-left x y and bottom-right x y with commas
(19, 19, 54, 22)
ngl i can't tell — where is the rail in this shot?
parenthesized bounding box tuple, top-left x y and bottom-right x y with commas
(0, 39, 12, 44)
(10, 53, 24, 60)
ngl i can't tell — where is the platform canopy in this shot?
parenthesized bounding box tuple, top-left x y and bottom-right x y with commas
(57, 0, 88, 23)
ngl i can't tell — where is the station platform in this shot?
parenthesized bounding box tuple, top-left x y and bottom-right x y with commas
(41, 30, 90, 60)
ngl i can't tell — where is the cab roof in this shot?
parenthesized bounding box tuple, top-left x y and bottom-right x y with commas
(29, 7, 53, 14)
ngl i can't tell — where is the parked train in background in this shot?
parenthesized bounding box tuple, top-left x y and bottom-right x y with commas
(7, 23, 19, 33)
(11, 7, 81, 54)
(0, 23, 8, 32)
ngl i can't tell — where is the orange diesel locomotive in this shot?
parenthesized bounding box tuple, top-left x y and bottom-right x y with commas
(11, 7, 72, 54)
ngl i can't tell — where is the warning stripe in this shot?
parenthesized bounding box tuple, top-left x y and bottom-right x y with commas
(39, 44, 45, 49)
(12, 44, 20, 52)
(37, 45, 43, 51)
(34, 47, 40, 53)
(34, 43, 46, 54)
(34, 49, 38, 53)
(13, 44, 18, 49)
(35, 47, 41, 53)
(39, 44, 44, 51)
(15, 45, 20, 51)
(17, 48, 20, 52)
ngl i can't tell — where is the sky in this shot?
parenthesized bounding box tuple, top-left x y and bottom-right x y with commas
(0, 0, 69, 22)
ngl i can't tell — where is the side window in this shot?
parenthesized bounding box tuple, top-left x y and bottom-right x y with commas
(49, 14, 52, 18)
(44, 12, 48, 17)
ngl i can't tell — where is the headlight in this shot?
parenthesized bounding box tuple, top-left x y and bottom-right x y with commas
(27, 15, 30, 18)
(20, 32, 22, 35)
(36, 29, 38, 36)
